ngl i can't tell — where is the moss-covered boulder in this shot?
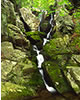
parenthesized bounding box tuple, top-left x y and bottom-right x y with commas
(26, 31, 45, 49)
(43, 35, 71, 57)
(1, 41, 44, 100)
(43, 61, 72, 93)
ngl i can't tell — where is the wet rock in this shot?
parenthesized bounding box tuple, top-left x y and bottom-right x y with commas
(1, 41, 44, 99)
(40, 20, 51, 33)
(20, 7, 40, 31)
(43, 61, 71, 93)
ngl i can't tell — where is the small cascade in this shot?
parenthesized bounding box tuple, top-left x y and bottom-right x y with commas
(33, 13, 56, 93)
(38, 10, 45, 32)
(43, 14, 54, 45)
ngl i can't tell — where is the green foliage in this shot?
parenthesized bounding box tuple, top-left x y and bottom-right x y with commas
(33, 0, 55, 11)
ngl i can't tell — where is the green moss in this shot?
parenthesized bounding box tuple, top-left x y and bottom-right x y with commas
(43, 35, 70, 57)
(25, 31, 45, 41)
(26, 31, 45, 37)
(1, 82, 36, 100)
(44, 61, 71, 93)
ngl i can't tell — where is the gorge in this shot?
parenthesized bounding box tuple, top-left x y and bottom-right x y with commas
(1, 0, 80, 100)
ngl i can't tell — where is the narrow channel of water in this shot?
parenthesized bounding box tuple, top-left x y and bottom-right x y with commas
(33, 12, 56, 93)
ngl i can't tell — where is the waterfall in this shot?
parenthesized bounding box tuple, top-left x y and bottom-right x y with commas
(33, 13, 56, 93)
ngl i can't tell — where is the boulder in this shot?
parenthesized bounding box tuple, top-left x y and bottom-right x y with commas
(66, 67, 80, 94)
(7, 24, 30, 49)
(43, 61, 72, 93)
(20, 7, 40, 31)
(26, 31, 45, 49)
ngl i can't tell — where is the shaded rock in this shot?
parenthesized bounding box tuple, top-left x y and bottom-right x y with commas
(40, 20, 51, 33)
(68, 0, 80, 8)
(7, 24, 30, 49)
(2, 0, 16, 25)
(26, 31, 45, 49)
(16, 15, 25, 33)
(1, 0, 16, 41)
(20, 7, 40, 31)
(71, 55, 80, 64)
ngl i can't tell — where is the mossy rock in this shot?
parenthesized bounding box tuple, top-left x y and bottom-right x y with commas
(65, 67, 80, 94)
(25, 31, 45, 49)
(1, 82, 36, 100)
(43, 35, 70, 57)
(43, 61, 72, 93)
(43, 35, 80, 93)
(7, 24, 30, 49)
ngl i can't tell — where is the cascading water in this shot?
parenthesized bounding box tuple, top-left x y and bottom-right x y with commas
(33, 12, 56, 93)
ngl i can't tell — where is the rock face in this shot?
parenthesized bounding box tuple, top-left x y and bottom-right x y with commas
(43, 35, 80, 93)
(1, 42, 43, 100)
(7, 24, 30, 49)
(66, 67, 80, 94)
(54, 2, 74, 37)
(20, 7, 40, 31)
(1, 0, 16, 39)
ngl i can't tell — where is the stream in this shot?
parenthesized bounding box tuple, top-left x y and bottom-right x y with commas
(33, 11, 56, 93)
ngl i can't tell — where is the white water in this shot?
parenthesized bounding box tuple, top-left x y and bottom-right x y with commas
(33, 13, 56, 93)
